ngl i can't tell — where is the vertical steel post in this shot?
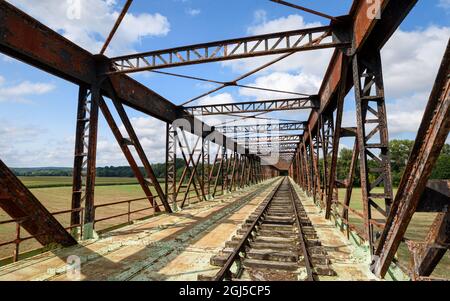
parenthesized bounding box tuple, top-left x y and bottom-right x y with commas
(321, 114, 334, 206)
(82, 82, 100, 239)
(325, 56, 349, 220)
(301, 142, 311, 195)
(353, 51, 393, 253)
(203, 138, 211, 198)
(342, 140, 359, 236)
(166, 124, 178, 211)
(71, 86, 89, 235)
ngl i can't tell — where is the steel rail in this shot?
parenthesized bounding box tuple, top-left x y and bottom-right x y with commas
(213, 179, 284, 281)
(213, 178, 316, 281)
(288, 180, 315, 281)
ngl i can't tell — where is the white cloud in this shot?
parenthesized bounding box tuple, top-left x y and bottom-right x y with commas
(0, 120, 49, 167)
(438, 0, 450, 10)
(371, 25, 450, 136)
(0, 78, 55, 103)
(7, 0, 170, 56)
(239, 72, 321, 100)
(0, 123, 44, 144)
(119, 116, 167, 163)
(186, 8, 201, 16)
(220, 12, 332, 101)
(247, 12, 322, 35)
(221, 12, 332, 77)
(197, 93, 236, 106)
(0, 115, 170, 167)
(385, 92, 429, 135)
(382, 26, 450, 99)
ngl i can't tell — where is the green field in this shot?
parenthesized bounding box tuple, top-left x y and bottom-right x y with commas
(18, 176, 140, 189)
(337, 188, 449, 278)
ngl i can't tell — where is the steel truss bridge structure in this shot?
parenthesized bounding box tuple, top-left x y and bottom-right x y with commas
(0, 0, 448, 281)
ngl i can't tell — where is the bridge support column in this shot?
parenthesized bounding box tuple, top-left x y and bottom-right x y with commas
(71, 83, 100, 240)
(353, 51, 394, 255)
(166, 123, 178, 211)
(202, 138, 211, 199)
(320, 114, 334, 207)
(325, 55, 349, 220)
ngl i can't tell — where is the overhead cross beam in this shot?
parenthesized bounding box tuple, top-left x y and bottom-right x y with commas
(249, 142, 299, 147)
(109, 25, 350, 73)
(183, 96, 319, 116)
(250, 143, 299, 151)
(243, 135, 302, 143)
(257, 150, 297, 155)
(214, 122, 307, 134)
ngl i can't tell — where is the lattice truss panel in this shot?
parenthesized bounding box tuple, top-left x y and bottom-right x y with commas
(111, 27, 336, 72)
(353, 52, 394, 253)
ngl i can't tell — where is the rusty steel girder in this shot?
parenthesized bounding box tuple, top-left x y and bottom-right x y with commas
(71, 85, 99, 236)
(244, 135, 302, 144)
(109, 25, 350, 73)
(0, 160, 77, 248)
(373, 41, 450, 278)
(0, 1, 96, 84)
(183, 97, 319, 116)
(214, 122, 306, 134)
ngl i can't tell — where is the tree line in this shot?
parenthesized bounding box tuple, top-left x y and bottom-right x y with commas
(13, 159, 186, 180)
(335, 140, 449, 186)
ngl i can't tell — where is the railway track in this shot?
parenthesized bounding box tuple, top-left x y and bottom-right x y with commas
(202, 177, 335, 281)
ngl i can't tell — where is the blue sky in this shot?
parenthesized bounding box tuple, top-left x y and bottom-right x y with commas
(0, 0, 449, 167)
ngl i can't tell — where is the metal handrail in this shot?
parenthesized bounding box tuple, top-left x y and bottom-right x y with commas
(0, 208, 83, 262)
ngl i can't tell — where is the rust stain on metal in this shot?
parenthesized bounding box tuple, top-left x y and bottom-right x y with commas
(0, 1, 95, 84)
